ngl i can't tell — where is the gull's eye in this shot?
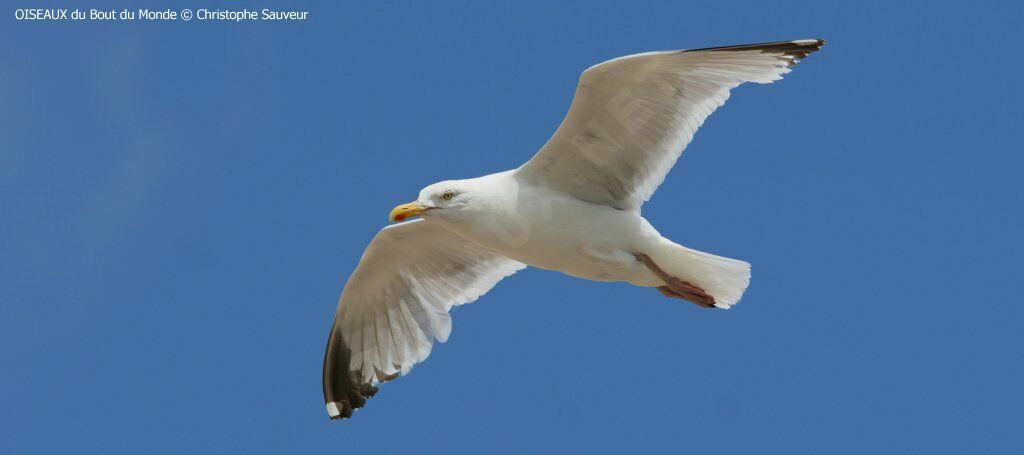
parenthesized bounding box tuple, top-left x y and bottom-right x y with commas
(441, 191, 455, 200)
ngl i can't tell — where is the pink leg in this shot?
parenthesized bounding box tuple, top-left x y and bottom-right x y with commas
(636, 253, 717, 308)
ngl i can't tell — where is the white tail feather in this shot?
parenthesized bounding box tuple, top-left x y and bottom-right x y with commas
(648, 240, 751, 308)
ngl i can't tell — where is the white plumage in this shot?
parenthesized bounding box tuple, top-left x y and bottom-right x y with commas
(324, 39, 825, 419)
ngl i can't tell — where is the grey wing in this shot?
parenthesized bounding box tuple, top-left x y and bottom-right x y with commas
(516, 39, 825, 212)
(323, 219, 524, 419)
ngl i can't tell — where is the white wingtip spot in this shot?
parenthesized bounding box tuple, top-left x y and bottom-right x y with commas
(326, 402, 341, 417)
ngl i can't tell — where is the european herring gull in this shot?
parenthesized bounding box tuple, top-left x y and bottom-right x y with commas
(324, 39, 825, 419)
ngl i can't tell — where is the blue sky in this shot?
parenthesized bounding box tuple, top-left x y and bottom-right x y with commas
(2, 1, 1021, 453)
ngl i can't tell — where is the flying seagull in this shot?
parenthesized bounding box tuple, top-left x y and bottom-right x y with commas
(324, 39, 825, 419)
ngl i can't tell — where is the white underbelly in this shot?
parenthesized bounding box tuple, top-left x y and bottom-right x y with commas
(456, 193, 661, 283)
(498, 232, 634, 281)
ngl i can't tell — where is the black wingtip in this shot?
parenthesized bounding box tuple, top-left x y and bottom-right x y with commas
(323, 323, 378, 421)
(326, 402, 347, 420)
(790, 38, 827, 55)
(685, 38, 827, 62)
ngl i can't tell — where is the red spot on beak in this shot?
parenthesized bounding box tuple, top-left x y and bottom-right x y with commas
(394, 214, 406, 221)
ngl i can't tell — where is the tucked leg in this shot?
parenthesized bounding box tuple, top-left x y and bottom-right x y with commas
(636, 253, 717, 308)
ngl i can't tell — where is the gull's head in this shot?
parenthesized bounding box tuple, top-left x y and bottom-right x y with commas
(389, 180, 476, 223)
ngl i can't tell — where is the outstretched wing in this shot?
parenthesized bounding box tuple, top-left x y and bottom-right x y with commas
(516, 39, 825, 212)
(323, 219, 525, 419)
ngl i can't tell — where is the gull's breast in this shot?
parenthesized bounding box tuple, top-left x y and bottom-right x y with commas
(462, 185, 657, 283)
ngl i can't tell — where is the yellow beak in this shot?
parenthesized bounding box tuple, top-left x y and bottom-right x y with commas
(389, 201, 429, 222)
